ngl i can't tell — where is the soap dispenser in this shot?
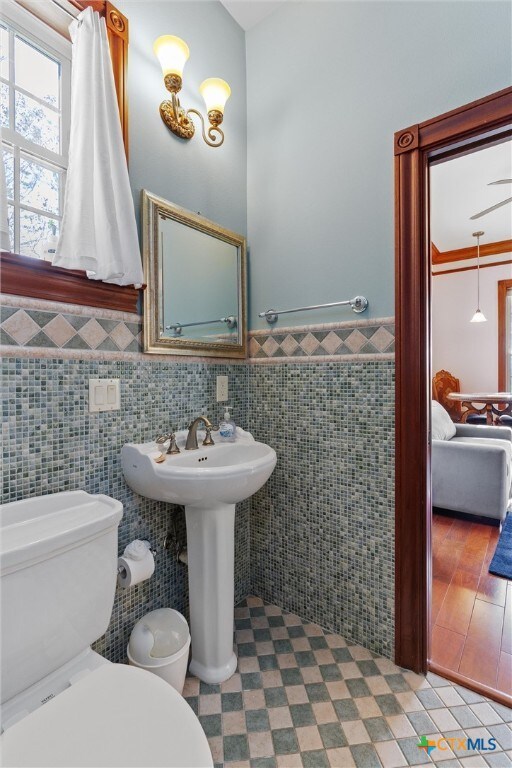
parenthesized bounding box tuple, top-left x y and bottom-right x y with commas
(219, 406, 236, 442)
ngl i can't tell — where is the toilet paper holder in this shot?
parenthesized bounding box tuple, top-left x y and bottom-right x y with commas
(117, 539, 156, 579)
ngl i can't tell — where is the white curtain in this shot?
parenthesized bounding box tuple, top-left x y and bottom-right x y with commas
(0, 152, 11, 251)
(53, 7, 143, 287)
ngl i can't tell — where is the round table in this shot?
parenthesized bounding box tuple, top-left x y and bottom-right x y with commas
(447, 392, 512, 425)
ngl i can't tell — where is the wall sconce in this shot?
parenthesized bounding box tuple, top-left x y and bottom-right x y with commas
(470, 230, 487, 323)
(153, 35, 231, 148)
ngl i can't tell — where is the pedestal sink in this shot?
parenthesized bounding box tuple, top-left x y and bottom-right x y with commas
(122, 430, 276, 683)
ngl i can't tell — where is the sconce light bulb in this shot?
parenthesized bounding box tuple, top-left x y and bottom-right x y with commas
(153, 35, 190, 78)
(199, 78, 231, 115)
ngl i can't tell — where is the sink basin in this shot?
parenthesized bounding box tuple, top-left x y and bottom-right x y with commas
(122, 429, 276, 685)
(122, 433, 276, 508)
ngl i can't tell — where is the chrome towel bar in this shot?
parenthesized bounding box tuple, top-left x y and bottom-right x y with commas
(166, 316, 237, 335)
(259, 296, 368, 325)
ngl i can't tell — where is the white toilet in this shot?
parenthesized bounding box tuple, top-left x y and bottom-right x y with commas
(0, 491, 213, 768)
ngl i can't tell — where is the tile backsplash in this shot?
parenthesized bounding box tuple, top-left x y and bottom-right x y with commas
(248, 360, 395, 658)
(1, 295, 395, 662)
(1, 354, 249, 662)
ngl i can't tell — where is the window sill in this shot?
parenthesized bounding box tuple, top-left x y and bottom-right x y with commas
(1, 251, 140, 314)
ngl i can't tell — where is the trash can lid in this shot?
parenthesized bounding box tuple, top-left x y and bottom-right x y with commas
(129, 608, 190, 662)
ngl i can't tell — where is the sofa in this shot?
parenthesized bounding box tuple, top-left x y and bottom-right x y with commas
(431, 401, 512, 522)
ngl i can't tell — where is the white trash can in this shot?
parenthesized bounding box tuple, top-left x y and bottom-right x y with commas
(127, 608, 190, 694)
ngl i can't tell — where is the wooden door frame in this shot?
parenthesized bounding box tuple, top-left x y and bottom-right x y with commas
(394, 86, 512, 674)
(498, 279, 512, 391)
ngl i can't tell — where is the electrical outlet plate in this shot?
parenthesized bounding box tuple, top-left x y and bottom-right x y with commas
(216, 375, 228, 402)
(89, 378, 120, 412)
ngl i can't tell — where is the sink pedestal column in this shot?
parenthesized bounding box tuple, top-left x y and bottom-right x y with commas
(185, 502, 237, 684)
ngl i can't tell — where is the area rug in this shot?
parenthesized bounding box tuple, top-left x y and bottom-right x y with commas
(489, 512, 512, 579)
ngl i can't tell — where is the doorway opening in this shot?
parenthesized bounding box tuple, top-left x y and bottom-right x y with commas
(394, 86, 512, 708)
(429, 140, 512, 698)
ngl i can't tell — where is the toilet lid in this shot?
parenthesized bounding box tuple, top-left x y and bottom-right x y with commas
(0, 665, 213, 768)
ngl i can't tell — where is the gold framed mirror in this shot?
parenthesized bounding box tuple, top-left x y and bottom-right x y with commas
(142, 190, 247, 358)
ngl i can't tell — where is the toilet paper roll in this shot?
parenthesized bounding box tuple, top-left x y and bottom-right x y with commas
(117, 549, 155, 588)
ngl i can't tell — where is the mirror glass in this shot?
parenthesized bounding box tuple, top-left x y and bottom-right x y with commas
(142, 190, 246, 357)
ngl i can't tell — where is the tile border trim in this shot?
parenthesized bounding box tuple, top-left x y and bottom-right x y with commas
(249, 316, 395, 337)
(0, 345, 246, 364)
(249, 353, 395, 364)
(1, 294, 395, 364)
(0, 295, 243, 363)
(248, 317, 395, 361)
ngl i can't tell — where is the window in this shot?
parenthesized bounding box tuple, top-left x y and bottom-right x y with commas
(506, 287, 511, 390)
(1, 3, 70, 260)
(1, 0, 137, 312)
(498, 279, 512, 391)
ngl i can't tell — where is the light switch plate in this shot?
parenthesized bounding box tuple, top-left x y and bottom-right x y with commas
(216, 375, 228, 402)
(89, 378, 120, 412)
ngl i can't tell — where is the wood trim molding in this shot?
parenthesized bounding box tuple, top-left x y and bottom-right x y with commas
(1, 252, 139, 313)
(394, 125, 419, 155)
(498, 278, 512, 390)
(432, 238, 512, 265)
(394, 85, 512, 678)
(432, 258, 512, 276)
(105, 2, 129, 158)
(394, 137, 430, 673)
(416, 88, 512, 150)
(3, 0, 135, 312)
(428, 662, 512, 709)
(74, 0, 128, 157)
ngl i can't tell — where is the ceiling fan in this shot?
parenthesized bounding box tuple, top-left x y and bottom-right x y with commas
(470, 179, 512, 220)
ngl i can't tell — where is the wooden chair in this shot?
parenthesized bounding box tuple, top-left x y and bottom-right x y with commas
(432, 369, 462, 422)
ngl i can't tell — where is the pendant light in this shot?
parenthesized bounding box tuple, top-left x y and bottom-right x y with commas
(470, 230, 487, 323)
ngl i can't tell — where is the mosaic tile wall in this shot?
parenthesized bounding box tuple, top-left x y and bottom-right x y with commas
(1, 356, 249, 663)
(247, 361, 395, 659)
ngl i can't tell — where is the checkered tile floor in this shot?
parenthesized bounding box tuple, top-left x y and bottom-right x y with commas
(183, 598, 511, 768)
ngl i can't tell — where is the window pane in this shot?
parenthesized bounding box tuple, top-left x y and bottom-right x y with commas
(7, 204, 14, 250)
(3, 148, 14, 199)
(20, 156, 60, 215)
(15, 90, 59, 153)
(20, 209, 59, 258)
(0, 25, 8, 80)
(15, 35, 59, 107)
(1, 82, 8, 128)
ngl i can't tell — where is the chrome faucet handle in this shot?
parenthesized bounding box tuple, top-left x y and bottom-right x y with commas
(202, 425, 216, 446)
(166, 431, 181, 454)
(156, 432, 181, 455)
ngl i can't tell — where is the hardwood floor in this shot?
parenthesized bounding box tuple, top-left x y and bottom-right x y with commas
(430, 511, 512, 697)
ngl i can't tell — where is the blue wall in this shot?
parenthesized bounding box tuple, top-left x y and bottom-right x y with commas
(246, 1, 512, 328)
(118, 0, 247, 237)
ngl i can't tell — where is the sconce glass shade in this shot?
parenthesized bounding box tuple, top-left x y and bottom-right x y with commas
(470, 309, 487, 323)
(199, 78, 231, 114)
(153, 35, 190, 77)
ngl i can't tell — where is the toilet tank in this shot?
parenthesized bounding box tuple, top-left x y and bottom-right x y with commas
(0, 491, 123, 704)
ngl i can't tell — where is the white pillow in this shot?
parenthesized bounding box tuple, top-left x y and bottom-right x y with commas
(432, 400, 456, 441)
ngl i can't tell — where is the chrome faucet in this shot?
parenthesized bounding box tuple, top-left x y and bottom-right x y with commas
(185, 415, 216, 450)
